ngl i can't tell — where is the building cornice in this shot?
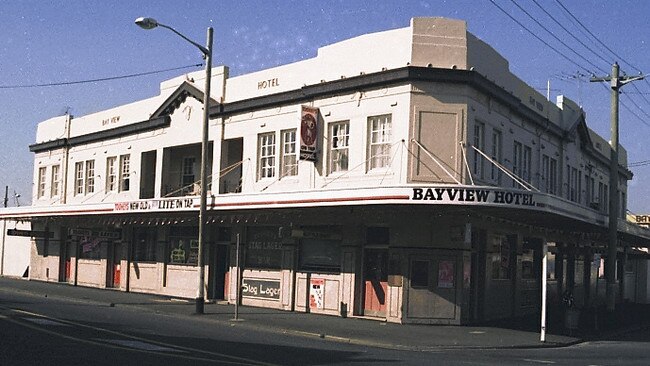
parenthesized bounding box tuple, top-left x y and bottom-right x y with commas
(210, 66, 566, 139)
(29, 116, 171, 153)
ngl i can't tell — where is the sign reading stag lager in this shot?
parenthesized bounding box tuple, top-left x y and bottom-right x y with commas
(300, 106, 319, 161)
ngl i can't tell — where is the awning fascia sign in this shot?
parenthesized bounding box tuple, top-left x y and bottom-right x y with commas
(7, 229, 53, 238)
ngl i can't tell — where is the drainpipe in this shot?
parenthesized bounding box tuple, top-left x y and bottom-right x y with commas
(0, 186, 6, 275)
(0, 218, 6, 276)
(61, 113, 72, 204)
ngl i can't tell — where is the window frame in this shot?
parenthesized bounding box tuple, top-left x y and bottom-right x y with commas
(522, 145, 532, 183)
(512, 141, 522, 187)
(74, 161, 84, 196)
(549, 158, 558, 195)
(37, 167, 47, 199)
(367, 114, 392, 171)
(473, 121, 485, 179)
(106, 156, 117, 192)
(328, 121, 350, 174)
(119, 154, 130, 192)
(181, 156, 197, 194)
(490, 129, 502, 183)
(51, 164, 60, 197)
(258, 132, 276, 180)
(280, 128, 298, 178)
(85, 160, 95, 194)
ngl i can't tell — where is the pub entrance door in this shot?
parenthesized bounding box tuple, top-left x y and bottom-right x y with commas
(107, 242, 122, 288)
(362, 248, 388, 317)
(59, 239, 74, 283)
(209, 244, 230, 300)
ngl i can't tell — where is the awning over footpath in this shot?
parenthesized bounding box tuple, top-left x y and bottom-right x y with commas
(2, 185, 650, 247)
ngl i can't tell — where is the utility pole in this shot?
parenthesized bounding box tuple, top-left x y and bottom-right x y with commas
(591, 63, 645, 313)
(1, 186, 7, 275)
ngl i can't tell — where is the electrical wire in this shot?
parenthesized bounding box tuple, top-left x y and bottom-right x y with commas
(531, 0, 613, 68)
(554, 0, 641, 74)
(0, 63, 203, 89)
(487, 0, 594, 74)
(596, 83, 650, 128)
(508, 0, 606, 74)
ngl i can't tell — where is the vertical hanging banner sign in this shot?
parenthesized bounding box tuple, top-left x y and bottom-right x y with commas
(300, 106, 319, 161)
(309, 278, 325, 309)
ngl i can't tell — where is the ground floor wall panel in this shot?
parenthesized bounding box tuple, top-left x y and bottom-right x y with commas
(22, 204, 638, 327)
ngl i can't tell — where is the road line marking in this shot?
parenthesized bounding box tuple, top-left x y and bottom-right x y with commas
(522, 359, 556, 364)
(100, 339, 186, 353)
(22, 317, 71, 327)
(0, 304, 279, 366)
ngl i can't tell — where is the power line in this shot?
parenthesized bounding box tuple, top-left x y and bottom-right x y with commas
(0, 63, 203, 89)
(554, 0, 641, 74)
(596, 83, 650, 128)
(630, 83, 650, 109)
(488, 0, 594, 74)
(531, 0, 612, 68)
(628, 160, 650, 167)
(509, 0, 606, 74)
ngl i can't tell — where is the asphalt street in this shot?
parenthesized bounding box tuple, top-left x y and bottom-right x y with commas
(1, 277, 650, 365)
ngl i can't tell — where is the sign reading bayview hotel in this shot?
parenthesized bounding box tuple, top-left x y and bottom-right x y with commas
(300, 106, 319, 161)
(412, 187, 537, 207)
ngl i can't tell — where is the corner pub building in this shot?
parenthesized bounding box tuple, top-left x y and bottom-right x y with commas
(3, 17, 650, 325)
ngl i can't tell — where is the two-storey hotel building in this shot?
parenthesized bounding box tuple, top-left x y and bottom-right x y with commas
(3, 17, 650, 325)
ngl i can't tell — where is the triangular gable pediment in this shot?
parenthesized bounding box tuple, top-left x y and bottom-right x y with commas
(565, 112, 593, 148)
(150, 81, 217, 118)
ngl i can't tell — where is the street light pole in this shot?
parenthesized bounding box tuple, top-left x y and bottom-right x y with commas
(196, 27, 213, 315)
(136, 17, 213, 314)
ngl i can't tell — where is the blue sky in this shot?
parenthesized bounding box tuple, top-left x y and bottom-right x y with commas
(1, 1, 649, 212)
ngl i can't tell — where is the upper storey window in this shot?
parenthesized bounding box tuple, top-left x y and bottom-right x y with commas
(181, 156, 197, 194)
(368, 114, 392, 170)
(85, 160, 95, 194)
(258, 132, 276, 179)
(512, 141, 522, 187)
(51, 165, 60, 197)
(490, 130, 502, 184)
(37, 167, 46, 199)
(522, 145, 532, 183)
(73, 160, 95, 196)
(119, 154, 130, 192)
(106, 157, 117, 192)
(280, 129, 298, 178)
(473, 122, 485, 179)
(328, 121, 349, 174)
(74, 162, 84, 196)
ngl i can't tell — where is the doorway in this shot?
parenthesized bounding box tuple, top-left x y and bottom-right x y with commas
(407, 256, 457, 320)
(209, 244, 230, 300)
(362, 248, 388, 317)
(107, 242, 122, 288)
(59, 239, 74, 283)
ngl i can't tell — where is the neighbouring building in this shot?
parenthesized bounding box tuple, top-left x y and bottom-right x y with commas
(0, 219, 31, 278)
(2, 17, 650, 325)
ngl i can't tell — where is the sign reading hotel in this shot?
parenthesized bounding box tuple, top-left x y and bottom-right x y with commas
(411, 187, 537, 207)
(114, 198, 194, 212)
(300, 106, 319, 161)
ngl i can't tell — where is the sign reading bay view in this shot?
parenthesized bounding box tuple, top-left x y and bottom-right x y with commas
(242, 279, 281, 300)
(412, 187, 537, 207)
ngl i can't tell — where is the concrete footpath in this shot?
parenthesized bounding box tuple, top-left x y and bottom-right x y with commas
(0, 277, 645, 351)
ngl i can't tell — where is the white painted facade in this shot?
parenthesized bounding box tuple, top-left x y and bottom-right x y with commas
(0, 219, 30, 277)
